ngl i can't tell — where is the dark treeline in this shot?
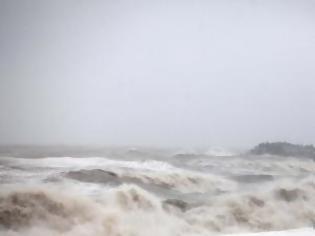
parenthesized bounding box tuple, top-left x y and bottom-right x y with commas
(250, 142, 315, 159)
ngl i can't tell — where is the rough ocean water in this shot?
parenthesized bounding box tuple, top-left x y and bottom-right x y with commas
(0, 146, 314, 236)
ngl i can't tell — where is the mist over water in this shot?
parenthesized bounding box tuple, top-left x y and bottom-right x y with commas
(0, 146, 315, 235)
(1, 0, 315, 147)
(1, 0, 315, 235)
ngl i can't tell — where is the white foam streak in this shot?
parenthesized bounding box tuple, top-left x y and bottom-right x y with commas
(226, 228, 314, 236)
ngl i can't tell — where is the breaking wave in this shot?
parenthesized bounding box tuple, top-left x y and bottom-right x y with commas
(1, 153, 315, 235)
(185, 177, 315, 233)
(1, 177, 315, 236)
(62, 168, 236, 194)
(0, 185, 201, 236)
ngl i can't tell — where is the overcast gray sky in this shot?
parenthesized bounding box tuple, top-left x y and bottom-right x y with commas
(0, 0, 315, 148)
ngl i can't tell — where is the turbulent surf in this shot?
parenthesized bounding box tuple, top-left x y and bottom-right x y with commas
(0, 146, 314, 236)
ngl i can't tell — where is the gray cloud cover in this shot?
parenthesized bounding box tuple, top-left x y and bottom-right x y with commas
(0, 0, 315, 147)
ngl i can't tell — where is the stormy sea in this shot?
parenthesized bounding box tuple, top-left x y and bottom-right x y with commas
(0, 145, 314, 236)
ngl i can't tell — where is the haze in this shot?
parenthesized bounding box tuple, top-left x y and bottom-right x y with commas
(0, 0, 315, 148)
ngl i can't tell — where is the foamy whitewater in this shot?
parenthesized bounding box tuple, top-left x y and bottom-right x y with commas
(0, 147, 314, 236)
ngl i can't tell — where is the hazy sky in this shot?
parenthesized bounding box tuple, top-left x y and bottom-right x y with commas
(0, 0, 315, 148)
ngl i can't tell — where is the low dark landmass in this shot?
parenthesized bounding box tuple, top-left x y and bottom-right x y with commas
(250, 142, 315, 159)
